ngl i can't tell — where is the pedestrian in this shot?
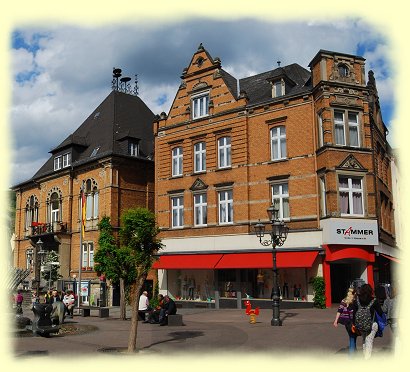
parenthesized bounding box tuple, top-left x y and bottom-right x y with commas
(138, 291, 150, 321)
(15, 290, 24, 315)
(351, 283, 383, 359)
(63, 290, 75, 318)
(44, 290, 52, 304)
(159, 295, 177, 326)
(333, 287, 357, 355)
(382, 285, 399, 354)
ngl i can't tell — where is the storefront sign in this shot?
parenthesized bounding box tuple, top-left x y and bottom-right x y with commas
(321, 218, 378, 245)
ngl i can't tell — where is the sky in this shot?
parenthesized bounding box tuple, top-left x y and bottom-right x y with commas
(8, 18, 396, 187)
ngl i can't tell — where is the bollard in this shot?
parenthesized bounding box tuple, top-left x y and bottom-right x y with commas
(236, 291, 242, 309)
(214, 291, 220, 310)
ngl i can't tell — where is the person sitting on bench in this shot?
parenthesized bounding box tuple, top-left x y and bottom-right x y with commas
(138, 291, 150, 321)
(147, 294, 164, 324)
(159, 295, 177, 326)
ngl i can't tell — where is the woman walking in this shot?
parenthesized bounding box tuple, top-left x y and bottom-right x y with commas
(333, 287, 357, 355)
(352, 284, 383, 359)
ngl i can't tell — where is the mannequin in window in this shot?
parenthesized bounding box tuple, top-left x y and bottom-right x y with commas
(182, 276, 188, 300)
(256, 270, 265, 298)
(188, 277, 195, 300)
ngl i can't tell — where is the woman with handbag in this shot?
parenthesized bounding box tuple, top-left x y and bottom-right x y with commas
(333, 287, 357, 356)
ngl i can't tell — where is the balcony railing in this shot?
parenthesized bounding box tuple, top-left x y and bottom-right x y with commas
(30, 222, 68, 236)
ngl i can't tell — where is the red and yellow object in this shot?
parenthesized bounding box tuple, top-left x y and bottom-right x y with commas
(244, 300, 259, 324)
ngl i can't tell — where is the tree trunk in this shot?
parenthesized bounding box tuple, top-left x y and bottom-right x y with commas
(127, 273, 147, 353)
(119, 277, 126, 320)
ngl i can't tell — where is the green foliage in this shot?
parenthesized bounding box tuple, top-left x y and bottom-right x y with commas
(41, 250, 62, 284)
(94, 216, 137, 285)
(310, 276, 326, 309)
(119, 208, 163, 276)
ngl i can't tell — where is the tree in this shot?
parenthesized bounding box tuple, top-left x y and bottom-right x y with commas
(119, 208, 162, 353)
(41, 250, 62, 289)
(94, 216, 137, 320)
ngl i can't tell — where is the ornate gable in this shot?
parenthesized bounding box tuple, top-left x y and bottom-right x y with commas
(190, 178, 208, 191)
(337, 154, 367, 171)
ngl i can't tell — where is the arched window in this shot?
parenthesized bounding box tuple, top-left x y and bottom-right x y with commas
(46, 188, 62, 225)
(25, 195, 39, 230)
(80, 179, 99, 221)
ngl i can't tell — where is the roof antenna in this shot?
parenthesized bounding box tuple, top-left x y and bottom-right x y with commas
(277, 60, 281, 67)
(112, 67, 137, 96)
(133, 74, 139, 96)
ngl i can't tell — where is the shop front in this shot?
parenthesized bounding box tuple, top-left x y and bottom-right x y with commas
(320, 218, 379, 307)
(153, 249, 322, 305)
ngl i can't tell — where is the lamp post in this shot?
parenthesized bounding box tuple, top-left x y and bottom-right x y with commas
(34, 238, 46, 301)
(253, 205, 289, 326)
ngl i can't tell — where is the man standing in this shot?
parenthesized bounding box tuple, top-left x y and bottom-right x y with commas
(138, 291, 150, 321)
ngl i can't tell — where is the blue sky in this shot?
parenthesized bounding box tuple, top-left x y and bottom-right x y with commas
(10, 19, 395, 186)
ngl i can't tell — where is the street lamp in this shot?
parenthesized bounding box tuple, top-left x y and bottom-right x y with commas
(34, 238, 46, 300)
(253, 205, 289, 326)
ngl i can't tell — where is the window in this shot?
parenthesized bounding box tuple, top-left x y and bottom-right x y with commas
(26, 249, 33, 270)
(171, 196, 184, 228)
(273, 81, 284, 97)
(339, 176, 364, 216)
(218, 136, 231, 169)
(82, 242, 94, 269)
(172, 147, 183, 177)
(129, 141, 139, 156)
(84, 179, 99, 220)
(192, 93, 209, 119)
(62, 153, 71, 168)
(319, 176, 327, 217)
(194, 193, 207, 226)
(218, 189, 233, 224)
(90, 147, 100, 157)
(318, 114, 324, 147)
(54, 156, 62, 171)
(194, 142, 206, 173)
(271, 183, 289, 220)
(50, 192, 60, 223)
(25, 195, 39, 231)
(334, 110, 360, 147)
(270, 126, 287, 160)
(338, 64, 349, 77)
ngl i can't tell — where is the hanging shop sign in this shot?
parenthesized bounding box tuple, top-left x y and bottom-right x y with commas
(321, 218, 379, 245)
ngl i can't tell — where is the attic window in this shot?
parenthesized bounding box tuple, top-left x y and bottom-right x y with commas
(90, 147, 100, 157)
(272, 79, 285, 98)
(94, 112, 100, 119)
(129, 141, 139, 157)
(196, 56, 204, 67)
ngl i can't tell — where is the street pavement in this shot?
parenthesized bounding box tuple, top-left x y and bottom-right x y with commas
(10, 304, 395, 361)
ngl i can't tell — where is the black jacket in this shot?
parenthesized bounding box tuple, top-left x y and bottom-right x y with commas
(164, 298, 177, 315)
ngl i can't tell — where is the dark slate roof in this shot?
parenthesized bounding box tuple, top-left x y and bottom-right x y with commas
(15, 90, 155, 187)
(219, 69, 238, 98)
(239, 63, 312, 106)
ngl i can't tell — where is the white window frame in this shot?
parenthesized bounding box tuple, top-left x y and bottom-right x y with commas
(334, 110, 360, 147)
(171, 195, 184, 228)
(192, 92, 209, 119)
(26, 249, 33, 270)
(129, 141, 139, 156)
(270, 126, 287, 160)
(318, 113, 324, 147)
(81, 242, 94, 268)
(62, 152, 71, 168)
(319, 176, 327, 217)
(54, 156, 62, 171)
(194, 141, 206, 173)
(218, 136, 231, 169)
(218, 189, 233, 225)
(271, 182, 290, 221)
(172, 146, 183, 177)
(194, 193, 207, 227)
(338, 176, 364, 217)
(50, 192, 60, 223)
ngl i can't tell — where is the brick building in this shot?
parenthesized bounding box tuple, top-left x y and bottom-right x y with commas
(12, 82, 156, 305)
(153, 44, 398, 307)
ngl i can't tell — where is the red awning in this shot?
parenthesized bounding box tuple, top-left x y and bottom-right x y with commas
(214, 251, 319, 269)
(152, 251, 319, 270)
(152, 254, 223, 269)
(380, 253, 400, 263)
